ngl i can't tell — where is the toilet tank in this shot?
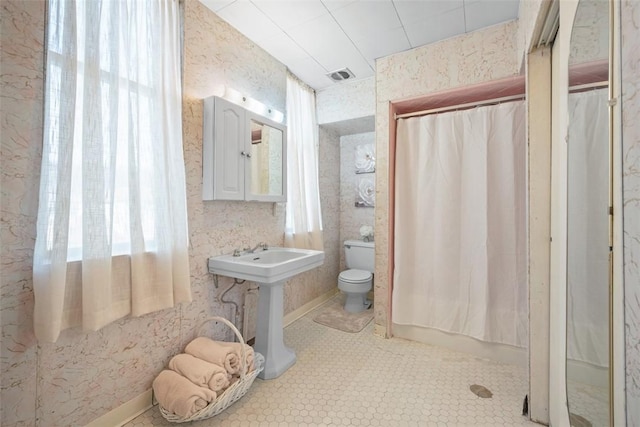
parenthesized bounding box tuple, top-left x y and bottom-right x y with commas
(344, 240, 375, 272)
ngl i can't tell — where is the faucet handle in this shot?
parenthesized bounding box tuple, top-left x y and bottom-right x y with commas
(260, 242, 268, 250)
(233, 249, 242, 257)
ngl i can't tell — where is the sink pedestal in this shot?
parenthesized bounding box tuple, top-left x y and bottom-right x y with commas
(208, 247, 324, 379)
(254, 280, 296, 379)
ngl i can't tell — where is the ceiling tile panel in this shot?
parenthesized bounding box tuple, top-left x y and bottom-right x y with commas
(252, 0, 329, 30)
(393, 0, 463, 26)
(320, 0, 357, 11)
(286, 57, 334, 90)
(341, 58, 374, 81)
(215, 1, 283, 41)
(286, 14, 370, 73)
(330, 1, 402, 39)
(199, 0, 236, 12)
(463, 0, 519, 33)
(256, 33, 311, 65)
(352, 26, 411, 61)
(403, 6, 466, 48)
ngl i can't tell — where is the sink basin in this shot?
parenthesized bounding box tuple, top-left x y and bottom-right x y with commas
(208, 247, 324, 284)
(208, 247, 325, 380)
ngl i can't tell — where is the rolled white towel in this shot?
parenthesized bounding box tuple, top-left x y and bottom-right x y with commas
(152, 370, 217, 418)
(168, 353, 231, 392)
(216, 341, 255, 374)
(185, 337, 240, 374)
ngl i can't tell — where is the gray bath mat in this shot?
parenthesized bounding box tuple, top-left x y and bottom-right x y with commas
(313, 296, 373, 333)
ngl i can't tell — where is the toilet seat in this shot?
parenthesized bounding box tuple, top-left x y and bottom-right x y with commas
(339, 269, 372, 284)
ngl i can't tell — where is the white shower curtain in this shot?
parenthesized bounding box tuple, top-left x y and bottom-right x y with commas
(567, 89, 609, 367)
(392, 101, 528, 348)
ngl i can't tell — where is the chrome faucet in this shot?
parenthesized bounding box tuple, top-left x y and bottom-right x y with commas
(246, 242, 268, 253)
(232, 242, 268, 257)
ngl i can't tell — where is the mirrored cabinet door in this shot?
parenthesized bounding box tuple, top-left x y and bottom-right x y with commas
(246, 113, 287, 202)
(566, 0, 611, 425)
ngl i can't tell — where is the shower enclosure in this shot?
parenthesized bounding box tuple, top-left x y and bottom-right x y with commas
(392, 99, 528, 363)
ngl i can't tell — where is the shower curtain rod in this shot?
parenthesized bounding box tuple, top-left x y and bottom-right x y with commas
(569, 80, 609, 93)
(395, 94, 525, 120)
(395, 79, 608, 120)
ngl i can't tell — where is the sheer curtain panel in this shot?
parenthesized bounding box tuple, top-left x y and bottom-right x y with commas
(392, 101, 528, 348)
(33, 0, 191, 342)
(284, 73, 323, 250)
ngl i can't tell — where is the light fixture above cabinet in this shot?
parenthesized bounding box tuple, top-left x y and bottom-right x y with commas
(202, 96, 287, 202)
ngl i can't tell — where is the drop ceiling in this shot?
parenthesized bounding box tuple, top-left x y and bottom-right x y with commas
(199, 0, 520, 91)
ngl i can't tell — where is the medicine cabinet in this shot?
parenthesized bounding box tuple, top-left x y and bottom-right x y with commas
(202, 96, 287, 202)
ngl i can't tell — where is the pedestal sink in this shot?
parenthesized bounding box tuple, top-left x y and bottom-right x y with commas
(208, 247, 324, 379)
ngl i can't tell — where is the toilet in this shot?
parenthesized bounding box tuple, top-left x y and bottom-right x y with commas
(338, 240, 374, 313)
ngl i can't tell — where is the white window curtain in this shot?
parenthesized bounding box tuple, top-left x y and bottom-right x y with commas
(392, 101, 528, 348)
(285, 73, 323, 250)
(567, 88, 609, 367)
(33, 0, 191, 343)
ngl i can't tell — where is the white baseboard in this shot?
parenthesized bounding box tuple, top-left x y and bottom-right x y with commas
(85, 389, 152, 427)
(393, 323, 527, 368)
(283, 287, 339, 327)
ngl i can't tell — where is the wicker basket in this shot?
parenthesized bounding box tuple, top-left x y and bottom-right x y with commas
(158, 316, 264, 423)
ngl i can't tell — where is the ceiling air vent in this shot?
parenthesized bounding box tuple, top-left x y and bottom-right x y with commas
(327, 68, 355, 83)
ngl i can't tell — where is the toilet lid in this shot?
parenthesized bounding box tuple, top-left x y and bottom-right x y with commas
(340, 269, 372, 283)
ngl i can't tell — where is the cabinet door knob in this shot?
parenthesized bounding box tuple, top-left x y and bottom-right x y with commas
(240, 151, 247, 157)
(245, 152, 252, 158)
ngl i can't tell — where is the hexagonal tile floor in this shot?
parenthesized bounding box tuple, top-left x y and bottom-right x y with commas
(125, 302, 539, 427)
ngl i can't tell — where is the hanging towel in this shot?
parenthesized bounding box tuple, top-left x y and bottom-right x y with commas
(168, 353, 231, 392)
(152, 370, 217, 418)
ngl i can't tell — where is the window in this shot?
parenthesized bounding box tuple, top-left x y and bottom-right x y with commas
(33, 0, 191, 342)
(284, 73, 323, 250)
